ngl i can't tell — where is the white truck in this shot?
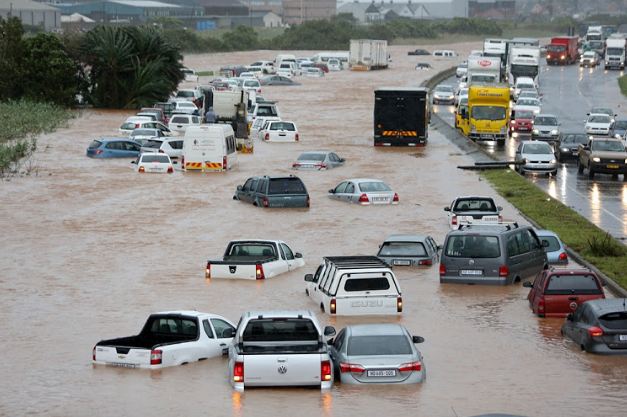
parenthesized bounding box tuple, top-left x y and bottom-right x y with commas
(508, 46, 540, 84)
(205, 239, 305, 280)
(92, 311, 236, 369)
(227, 310, 336, 391)
(483, 38, 509, 81)
(466, 56, 501, 85)
(605, 35, 626, 70)
(349, 39, 388, 71)
(304, 256, 403, 316)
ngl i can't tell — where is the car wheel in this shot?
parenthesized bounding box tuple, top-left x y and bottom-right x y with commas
(550, 170, 557, 176)
(577, 160, 584, 174)
(497, 139, 505, 147)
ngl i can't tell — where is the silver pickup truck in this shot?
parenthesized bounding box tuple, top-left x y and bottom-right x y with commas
(227, 310, 336, 391)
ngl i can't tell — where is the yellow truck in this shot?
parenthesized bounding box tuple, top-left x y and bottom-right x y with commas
(458, 85, 510, 145)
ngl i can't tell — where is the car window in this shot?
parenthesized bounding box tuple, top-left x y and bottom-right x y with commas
(333, 329, 346, 350)
(89, 140, 102, 149)
(545, 274, 602, 295)
(540, 236, 561, 252)
(142, 139, 163, 148)
(242, 178, 254, 192)
(358, 182, 391, 192)
(299, 153, 325, 162)
(344, 277, 390, 292)
(168, 140, 183, 150)
(280, 243, 294, 260)
(599, 312, 627, 329)
(269, 122, 295, 131)
(211, 318, 235, 338)
(445, 235, 501, 258)
(515, 230, 532, 254)
(583, 307, 597, 325)
(334, 182, 348, 194)
(171, 116, 188, 124)
(329, 153, 339, 162)
(453, 198, 496, 212)
(507, 235, 520, 257)
(150, 317, 197, 336)
(203, 319, 214, 338)
(105, 141, 122, 150)
(227, 243, 276, 258)
(141, 154, 170, 163)
(242, 318, 318, 342)
(120, 122, 136, 130)
(345, 183, 355, 194)
(379, 242, 427, 257)
(347, 335, 412, 356)
(268, 178, 306, 195)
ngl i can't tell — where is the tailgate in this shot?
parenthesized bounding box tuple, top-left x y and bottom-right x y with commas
(210, 263, 258, 280)
(94, 346, 151, 368)
(268, 195, 308, 208)
(336, 294, 400, 315)
(244, 353, 322, 386)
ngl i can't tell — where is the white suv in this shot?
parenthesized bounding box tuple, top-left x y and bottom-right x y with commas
(168, 114, 201, 134)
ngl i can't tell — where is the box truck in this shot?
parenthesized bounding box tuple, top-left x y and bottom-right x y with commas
(374, 87, 429, 147)
(349, 39, 388, 71)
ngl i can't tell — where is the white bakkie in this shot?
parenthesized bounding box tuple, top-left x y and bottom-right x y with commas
(92, 311, 236, 369)
(206, 239, 305, 280)
(228, 310, 336, 391)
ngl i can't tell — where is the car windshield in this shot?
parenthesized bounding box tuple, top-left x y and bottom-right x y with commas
(89, 140, 102, 149)
(436, 85, 454, 93)
(545, 275, 602, 295)
(347, 335, 412, 356)
(599, 312, 627, 330)
(453, 198, 497, 212)
(591, 140, 625, 152)
(298, 153, 325, 162)
(131, 129, 156, 137)
(270, 122, 295, 131)
(613, 121, 627, 129)
(471, 106, 506, 121)
(178, 102, 196, 108)
(517, 99, 538, 106)
(268, 178, 306, 195)
(257, 106, 278, 116)
(120, 122, 137, 130)
(562, 134, 588, 144)
(141, 154, 170, 163)
(445, 235, 501, 258)
(535, 116, 558, 125)
(176, 91, 194, 98)
(523, 142, 552, 154)
(378, 242, 427, 257)
(358, 181, 391, 192)
(515, 111, 534, 119)
(539, 236, 561, 252)
(142, 139, 163, 148)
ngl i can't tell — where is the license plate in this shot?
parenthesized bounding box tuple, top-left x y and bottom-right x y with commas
(607, 164, 619, 169)
(393, 260, 411, 266)
(461, 269, 483, 275)
(111, 362, 138, 368)
(367, 369, 396, 377)
(620, 335, 627, 341)
(480, 134, 493, 139)
(372, 197, 387, 202)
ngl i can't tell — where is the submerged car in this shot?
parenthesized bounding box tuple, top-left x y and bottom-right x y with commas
(328, 324, 426, 384)
(86, 138, 141, 158)
(536, 229, 568, 265)
(328, 179, 399, 205)
(377, 234, 439, 267)
(132, 153, 174, 174)
(233, 175, 310, 208)
(259, 75, 300, 86)
(444, 196, 502, 229)
(291, 151, 345, 170)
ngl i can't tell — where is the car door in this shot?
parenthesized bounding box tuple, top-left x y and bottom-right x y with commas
(253, 178, 267, 206)
(123, 141, 140, 157)
(344, 182, 356, 203)
(280, 243, 298, 271)
(329, 153, 342, 168)
(426, 237, 439, 263)
(330, 182, 348, 201)
(210, 318, 236, 355)
(528, 271, 546, 311)
(238, 178, 255, 203)
(515, 143, 524, 165)
(328, 328, 346, 374)
(527, 229, 547, 273)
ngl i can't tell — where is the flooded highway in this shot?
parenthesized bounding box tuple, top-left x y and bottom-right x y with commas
(1, 44, 627, 417)
(436, 63, 627, 242)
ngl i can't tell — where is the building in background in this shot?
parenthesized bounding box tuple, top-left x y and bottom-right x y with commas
(0, 0, 61, 31)
(338, 0, 469, 23)
(282, 0, 336, 25)
(57, 0, 203, 24)
(249, 0, 282, 14)
(197, 0, 249, 16)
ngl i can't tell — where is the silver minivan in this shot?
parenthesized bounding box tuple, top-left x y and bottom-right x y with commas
(439, 224, 548, 285)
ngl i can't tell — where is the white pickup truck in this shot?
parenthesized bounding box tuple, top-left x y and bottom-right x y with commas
(92, 311, 236, 369)
(227, 310, 336, 391)
(205, 240, 305, 280)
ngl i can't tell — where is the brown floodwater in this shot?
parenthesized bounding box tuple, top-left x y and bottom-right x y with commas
(1, 43, 626, 417)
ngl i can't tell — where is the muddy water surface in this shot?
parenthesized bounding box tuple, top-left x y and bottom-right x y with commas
(1, 44, 626, 417)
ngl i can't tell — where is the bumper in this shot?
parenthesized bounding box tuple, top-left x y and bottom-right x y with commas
(521, 163, 557, 173)
(378, 256, 432, 267)
(584, 342, 627, 355)
(339, 370, 425, 384)
(589, 163, 627, 175)
(469, 133, 507, 141)
(433, 98, 455, 105)
(532, 133, 560, 141)
(233, 381, 333, 391)
(440, 275, 509, 285)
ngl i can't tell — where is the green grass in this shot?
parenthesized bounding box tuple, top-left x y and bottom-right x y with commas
(392, 29, 558, 46)
(196, 70, 214, 76)
(481, 169, 627, 289)
(619, 74, 627, 97)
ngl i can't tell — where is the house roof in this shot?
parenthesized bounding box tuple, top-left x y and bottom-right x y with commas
(0, 0, 59, 11)
(364, 2, 380, 13)
(108, 0, 182, 8)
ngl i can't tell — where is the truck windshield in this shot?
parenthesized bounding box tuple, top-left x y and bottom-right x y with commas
(606, 48, 624, 56)
(470, 75, 496, 83)
(471, 106, 506, 121)
(547, 45, 565, 52)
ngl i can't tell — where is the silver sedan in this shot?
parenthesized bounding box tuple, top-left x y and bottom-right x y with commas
(292, 151, 344, 170)
(328, 324, 426, 384)
(328, 178, 398, 205)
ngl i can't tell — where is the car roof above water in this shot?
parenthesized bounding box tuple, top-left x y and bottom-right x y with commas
(347, 323, 406, 336)
(383, 234, 429, 243)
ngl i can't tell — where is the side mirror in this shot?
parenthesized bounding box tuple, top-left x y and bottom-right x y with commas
(327, 338, 334, 345)
(443, 206, 451, 212)
(237, 185, 243, 191)
(497, 206, 503, 212)
(566, 313, 574, 321)
(437, 244, 443, 250)
(339, 158, 345, 163)
(601, 278, 607, 287)
(294, 252, 303, 259)
(542, 240, 550, 247)
(328, 189, 335, 194)
(131, 160, 137, 164)
(412, 336, 425, 344)
(304, 273, 314, 282)
(222, 328, 235, 338)
(323, 326, 336, 337)
(523, 281, 533, 288)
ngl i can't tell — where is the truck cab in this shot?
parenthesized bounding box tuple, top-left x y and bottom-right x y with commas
(463, 85, 510, 145)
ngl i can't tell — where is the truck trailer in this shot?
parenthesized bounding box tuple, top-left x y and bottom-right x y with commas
(349, 39, 389, 71)
(466, 56, 502, 85)
(374, 87, 429, 147)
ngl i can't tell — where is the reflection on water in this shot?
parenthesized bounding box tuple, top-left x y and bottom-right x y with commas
(590, 182, 601, 225)
(547, 177, 557, 199)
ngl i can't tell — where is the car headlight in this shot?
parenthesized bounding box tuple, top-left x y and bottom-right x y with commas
(533, 109, 540, 114)
(550, 159, 557, 164)
(624, 159, 627, 164)
(561, 147, 568, 152)
(592, 157, 600, 162)
(550, 129, 558, 135)
(533, 129, 539, 134)
(616, 134, 622, 139)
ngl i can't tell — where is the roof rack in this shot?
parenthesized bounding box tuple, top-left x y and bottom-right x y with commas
(323, 256, 391, 268)
(457, 222, 519, 231)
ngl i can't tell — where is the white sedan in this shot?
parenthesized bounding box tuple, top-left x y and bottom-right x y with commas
(261, 121, 299, 142)
(132, 152, 174, 174)
(513, 98, 541, 115)
(328, 178, 399, 205)
(585, 113, 613, 136)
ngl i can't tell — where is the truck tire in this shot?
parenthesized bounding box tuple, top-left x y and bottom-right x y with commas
(497, 139, 505, 147)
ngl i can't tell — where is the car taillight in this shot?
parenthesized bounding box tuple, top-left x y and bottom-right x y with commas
(205, 262, 211, 278)
(92, 346, 96, 361)
(316, 163, 327, 169)
(398, 361, 422, 372)
(264, 133, 269, 141)
(233, 361, 244, 382)
(358, 193, 369, 204)
(158, 149, 164, 153)
(339, 363, 365, 374)
(392, 193, 399, 204)
(498, 215, 503, 222)
(138, 166, 145, 173)
(330, 298, 336, 314)
(223, 155, 227, 171)
(498, 265, 509, 277)
(150, 349, 162, 365)
(451, 215, 457, 225)
(559, 252, 568, 261)
(255, 264, 265, 280)
(588, 326, 603, 337)
(439, 263, 446, 276)
(397, 296, 403, 313)
(538, 296, 545, 313)
(295, 133, 299, 141)
(167, 166, 173, 174)
(292, 163, 300, 168)
(262, 197, 269, 208)
(95, 149, 103, 155)
(321, 360, 332, 381)
(419, 259, 432, 266)
(135, 123, 140, 128)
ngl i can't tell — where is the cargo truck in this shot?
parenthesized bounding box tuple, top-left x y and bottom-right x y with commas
(483, 39, 509, 81)
(459, 85, 510, 145)
(373, 87, 429, 147)
(466, 56, 501, 85)
(546, 36, 579, 65)
(349, 39, 388, 71)
(604, 36, 626, 69)
(509, 46, 540, 84)
(203, 87, 251, 150)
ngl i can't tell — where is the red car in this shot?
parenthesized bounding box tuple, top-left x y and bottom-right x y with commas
(509, 109, 535, 137)
(524, 269, 605, 317)
(314, 63, 329, 73)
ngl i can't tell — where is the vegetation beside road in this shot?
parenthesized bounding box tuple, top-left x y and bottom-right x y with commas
(619, 74, 627, 98)
(481, 169, 627, 289)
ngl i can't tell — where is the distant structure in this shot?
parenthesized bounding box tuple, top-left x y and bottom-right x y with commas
(0, 0, 61, 31)
(282, 0, 337, 24)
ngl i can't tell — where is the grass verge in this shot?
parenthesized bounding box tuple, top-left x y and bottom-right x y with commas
(619, 74, 627, 97)
(481, 169, 627, 289)
(0, 100, 73, 176)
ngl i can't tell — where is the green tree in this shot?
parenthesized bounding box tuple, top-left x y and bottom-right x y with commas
(222, 25, 259, 51)
(0, 17, 25, 100)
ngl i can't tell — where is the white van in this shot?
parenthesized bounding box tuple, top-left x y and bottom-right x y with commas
(275, 53, 297, 66)
(304, 256, 402, 316)
(182, 125, 237, 172)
